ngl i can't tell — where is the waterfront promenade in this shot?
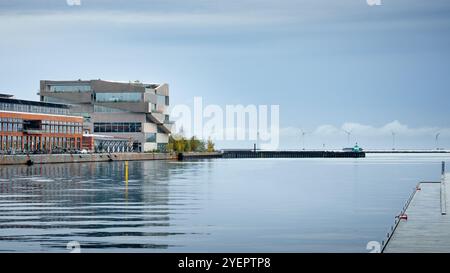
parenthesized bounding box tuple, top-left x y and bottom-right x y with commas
(0, 152, 177, 165)
(383, 167, 450, 253)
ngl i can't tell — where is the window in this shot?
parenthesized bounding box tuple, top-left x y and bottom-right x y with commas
(93, 122, 142, 133)
(156, 95, 169, 106)
(0, 101, 69, 115)
(94, 105, 127, 113)
(145, 133, 156, 143)
(95, 92, 142, 103)
(49, 84, 91, 92)
(157, 125, 166, 134)
(157, 143, 167, 152)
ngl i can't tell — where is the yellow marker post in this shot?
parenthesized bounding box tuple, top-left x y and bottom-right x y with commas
(125, 160, 129, 182)
(125, 161, 129, 201)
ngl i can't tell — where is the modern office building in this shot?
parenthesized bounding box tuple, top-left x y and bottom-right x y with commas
(39, 79, 172, 152)
(0, 94, 83, 154)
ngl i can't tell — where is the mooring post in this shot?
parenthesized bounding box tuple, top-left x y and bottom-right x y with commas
(442, 161, 446, 176)
(254, 143, 256, 153)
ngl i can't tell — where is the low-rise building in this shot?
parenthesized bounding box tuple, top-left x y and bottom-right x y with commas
(0, 94, 83, 154)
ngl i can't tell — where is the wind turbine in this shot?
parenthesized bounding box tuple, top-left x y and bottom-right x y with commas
(343, 129, 352, 147)
(300, 129, 309, 151)
(391, 131, 396, 151)
(436, 132, 441, 150)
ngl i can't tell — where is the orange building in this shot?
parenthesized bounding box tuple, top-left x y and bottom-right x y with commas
(0, 94, 83, 154)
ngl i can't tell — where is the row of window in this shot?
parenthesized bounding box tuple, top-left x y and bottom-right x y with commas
(1, 121, 82, 134)
(94, 105, 127, 113)
(49, 84, 91, 92)
(44, 89, 169, 107)
(42, 120, 81, 126)
(41, 124, 82, 134)
(94, 92, 142, 103)
(0, 135, 81, 152)
(94, 122, 142, 133)
(1, 122, 23, 132)
(0, 118, 81, 126)
(0, 102, 69, 115)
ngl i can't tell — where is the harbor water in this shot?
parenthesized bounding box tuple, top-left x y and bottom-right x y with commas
(0, 154, 448, 252)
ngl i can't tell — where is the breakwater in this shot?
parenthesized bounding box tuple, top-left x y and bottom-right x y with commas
(178, 150, 365, 160)
(0, 152, 176, 166)
(1, 150, 365, 166)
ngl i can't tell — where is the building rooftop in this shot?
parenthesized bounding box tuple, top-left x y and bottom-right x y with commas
(0, 93, 14, 98)
(41, 79, 161, 89)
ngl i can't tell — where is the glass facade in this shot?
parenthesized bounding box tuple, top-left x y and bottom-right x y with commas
(0, 117, 22, 132)
(0, 118, 81, 134)
(94, 122, 142, 133)
(94, 105, 127, 113)
(49, 85, 91, 92)
(0, 102, 69, 115)
(0, 119, 82, 154)
(42, 96, 72, 104)
(156, 95, 169, 106)
(95, 92, 142, 103)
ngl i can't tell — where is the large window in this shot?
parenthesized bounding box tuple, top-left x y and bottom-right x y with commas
(145, 133, 156, 142)
(156, 95, 169, 106)
(94, 122, 142, 133)
(49, 85, 91, 92)
(95, 92, 142, 103)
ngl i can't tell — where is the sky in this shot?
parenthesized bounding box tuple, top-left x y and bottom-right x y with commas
(0, 0, 450, 149)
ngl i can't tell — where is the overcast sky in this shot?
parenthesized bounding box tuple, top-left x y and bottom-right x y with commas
(1, 0, 450, 149)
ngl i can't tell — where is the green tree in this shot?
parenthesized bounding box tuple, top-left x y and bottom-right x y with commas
(207, 137, 215, 152)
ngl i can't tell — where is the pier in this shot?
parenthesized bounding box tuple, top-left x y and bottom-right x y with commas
(222, 150, 365, 159)
(383, 162, 450, 253)
(178, 150, 365, 160)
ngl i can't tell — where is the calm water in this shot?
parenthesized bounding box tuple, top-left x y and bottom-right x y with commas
(0, 154, 448, 253)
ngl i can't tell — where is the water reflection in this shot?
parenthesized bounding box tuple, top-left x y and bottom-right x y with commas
(0, 161, 208, 252)
(0, 155, 448, 252)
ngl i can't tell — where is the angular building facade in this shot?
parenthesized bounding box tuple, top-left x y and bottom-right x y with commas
(39, 80, 172, 152)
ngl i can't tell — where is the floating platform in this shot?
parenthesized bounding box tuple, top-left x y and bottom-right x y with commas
(383, 171, 450, 253)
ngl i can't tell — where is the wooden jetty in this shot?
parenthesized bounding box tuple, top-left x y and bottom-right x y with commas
(383, 162, 450, 253)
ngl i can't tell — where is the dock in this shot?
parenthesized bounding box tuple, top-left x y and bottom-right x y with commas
(383, 163, 450, 253)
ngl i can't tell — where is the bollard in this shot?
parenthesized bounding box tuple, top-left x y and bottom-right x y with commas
(442, 161, 446, 176)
